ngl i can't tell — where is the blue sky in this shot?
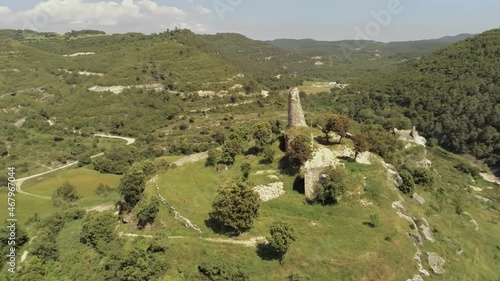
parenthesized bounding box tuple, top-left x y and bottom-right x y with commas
(0, 0, 498, 41)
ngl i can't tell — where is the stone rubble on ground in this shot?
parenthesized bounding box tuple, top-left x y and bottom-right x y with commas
(462, 212, 479, 231)
(414, 250, 430, 277)
(407, 275, 424, 281)
(427, 252, 446, 275)
(412, 193, 426, 205)
(417, 219, 435, 243)
(359, 199, 373, 206)
(254, 170, 277, 175)
(469, 185, 483, 192)
(253, 182, 285, 201)
(474, 194, 492, 203)
(416, 158, 432, 169)
(152, 175, 202, 232)
(355, 151, 372, 164)
(392, 201, 423, 246)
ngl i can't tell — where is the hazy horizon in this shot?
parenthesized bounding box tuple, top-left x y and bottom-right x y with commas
(0, 0, 498, 42)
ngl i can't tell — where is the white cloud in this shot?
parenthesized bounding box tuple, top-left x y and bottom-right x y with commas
(186, 0, 212, 15)
(0, 6, 11, 15)
(0, 0, 208, 34)
(195, 5, 212, 15)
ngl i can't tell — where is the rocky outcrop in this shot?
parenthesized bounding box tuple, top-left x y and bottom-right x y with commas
(414, 250, 430, 277)
(427, 252, 446, 275)
(462, 212, 479, 231)
(416, 159, 432, 169)
(288, 87, 307, 128)
(382, 161, 403, 190)
(407, 275, 424, 281)
(416, 218, 435, 243)
(355, 151, 372, 164)
(412, 193, 426, 205)
(392, 201, 423, 246)
(395, 127, 427, 147)
(88, 84, 163, 94)
(469, 185, 483, 192)
(474, 194, 492, 203)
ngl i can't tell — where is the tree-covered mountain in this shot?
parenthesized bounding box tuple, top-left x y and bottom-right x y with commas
(156, 29, 306, 90)
(269, 33, 476, 58)
(307, 29, 500, 166)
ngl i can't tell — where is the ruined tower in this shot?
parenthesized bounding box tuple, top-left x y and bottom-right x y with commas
(288, 87, 308, 128)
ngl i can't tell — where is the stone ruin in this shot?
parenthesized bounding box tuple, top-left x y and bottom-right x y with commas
(288, 87, 308, 128)
(286, 87, 337, 200)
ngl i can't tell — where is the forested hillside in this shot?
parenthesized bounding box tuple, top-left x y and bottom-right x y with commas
(157, 29, 305, 90)
(305, 29, 500, 166)
(269, 34, 475, 58)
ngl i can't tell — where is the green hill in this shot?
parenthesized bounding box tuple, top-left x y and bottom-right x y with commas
(269, 34, 475, 58)
(306, 29, 500, 167)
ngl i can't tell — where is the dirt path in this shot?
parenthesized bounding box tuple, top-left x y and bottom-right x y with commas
(118, 232, 267, 248)
(173, 151, 209, 167)
(86, 203, 115, 212)
(14, 134, 135, 199)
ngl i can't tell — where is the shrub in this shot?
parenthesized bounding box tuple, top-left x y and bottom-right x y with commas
(118, 164, 146, 212)
(136, 197, 161, 229)
(52, 182, 80, 205)
(208, 181, 260, 235)
(412, 168, 434, 186)
(262, 146, 275, 164)
(63, 208, 86, 221)
(198, 258, 249, 281)
(267, 221, 297, 262)
(95, 183, 114, 196)
(253, 122, 272, 152)
(240, 163, 251, 180)
(206, 148, 222, 167)
(314, 167, 347, 205)
(77, 152, 92, 167)
(398, 170, 415, 194)
(31, 233, 58, 263)
(369, 214, 380, 228)
(454, 162, 481, 180)
(286, 134, 313, 173)
(80, 211, 118, 252)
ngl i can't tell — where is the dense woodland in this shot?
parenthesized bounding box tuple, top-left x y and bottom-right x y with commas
(302, 29, 500, 166)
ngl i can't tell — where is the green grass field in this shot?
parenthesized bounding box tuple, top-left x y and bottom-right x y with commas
(23, 168, 120, 198)
(0, 167, 121, 224)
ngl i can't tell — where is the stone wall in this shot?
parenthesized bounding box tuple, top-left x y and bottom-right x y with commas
(303, 147, 338, 200)
(288, 87, 308, 128)
(304, 166, 325, 199)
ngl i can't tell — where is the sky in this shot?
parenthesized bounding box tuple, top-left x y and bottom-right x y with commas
(0, 0, 498, 42)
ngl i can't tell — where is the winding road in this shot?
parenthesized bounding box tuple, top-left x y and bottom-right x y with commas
(14, 134, 136, 199)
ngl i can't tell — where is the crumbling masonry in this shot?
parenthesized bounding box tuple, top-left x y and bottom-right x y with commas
(286, 87, 337, 200)
(288, 87, 308, 128)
